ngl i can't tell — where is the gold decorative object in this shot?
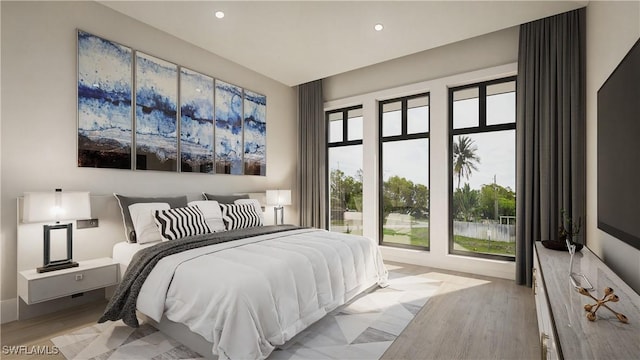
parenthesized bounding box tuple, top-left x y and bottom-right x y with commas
(578, 287, 628, 323)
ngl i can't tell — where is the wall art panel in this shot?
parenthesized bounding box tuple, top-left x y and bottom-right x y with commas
(77, 31, 267, 177)
(180, 68, 214, 173)
(135, 52, 178, 171)
(77, 30, 133, 169)
(243, 90, 266, 176)
(215, 80, 243, 175)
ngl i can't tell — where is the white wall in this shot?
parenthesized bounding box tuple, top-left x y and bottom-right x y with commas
(324, 27, 519, 101)
(0, 0, 297, 313)
(0, 0, 9, 324)
(324, 28, 519, 280)
(585, 1, 640, 293)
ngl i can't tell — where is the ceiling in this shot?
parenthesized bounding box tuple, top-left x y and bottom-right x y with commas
(100, 1, 587, 87)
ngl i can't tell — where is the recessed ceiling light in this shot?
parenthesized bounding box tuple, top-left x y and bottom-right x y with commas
(215, 11, 225, 19)
(374, 24, 384, 31)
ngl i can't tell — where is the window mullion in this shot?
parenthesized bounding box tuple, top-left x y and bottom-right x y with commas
(401, 99, 408, 135)
(479, 85, 487, 128)
(342, 110, 349, 142)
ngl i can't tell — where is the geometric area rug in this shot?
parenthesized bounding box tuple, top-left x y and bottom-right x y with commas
(51, 270, 442, 359)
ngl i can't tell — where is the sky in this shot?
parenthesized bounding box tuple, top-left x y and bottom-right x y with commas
(328, 91, 516, 191)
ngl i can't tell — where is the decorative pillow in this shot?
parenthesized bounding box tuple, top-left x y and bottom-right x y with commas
(114, 194, 188, 243)
(220, 203, 263, 230)
(202, 193, 249, 203)
(188, 200, 226, 232)
(234, 198, 265, 225)
(154, 205, 211, 241)
(129, 203, 170, 244)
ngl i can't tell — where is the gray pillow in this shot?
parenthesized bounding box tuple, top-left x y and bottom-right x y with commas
(202, 193, 249, 203)
(114, 194, 188, 243)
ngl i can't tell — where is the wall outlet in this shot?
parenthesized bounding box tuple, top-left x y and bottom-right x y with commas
(77, 218, 99, 229)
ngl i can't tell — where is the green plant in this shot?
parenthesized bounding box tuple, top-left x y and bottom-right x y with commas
(560, 209, 582, 242)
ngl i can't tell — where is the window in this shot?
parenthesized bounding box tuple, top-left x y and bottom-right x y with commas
(327, 106, 363, 235)
(449, 77, 516, 260)
(379, 93, 430, 249)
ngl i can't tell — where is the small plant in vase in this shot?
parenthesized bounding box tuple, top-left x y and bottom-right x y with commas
(560, 209, 583, 251)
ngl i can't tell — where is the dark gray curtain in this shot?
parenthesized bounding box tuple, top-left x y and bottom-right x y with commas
(516, 8, 586, 286)
(298, 80, 327, 228)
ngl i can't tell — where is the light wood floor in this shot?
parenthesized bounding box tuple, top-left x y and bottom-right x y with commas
(1, 262, 538, 360)
(382, 261, 539, 360)
(0, 299, 108, 360)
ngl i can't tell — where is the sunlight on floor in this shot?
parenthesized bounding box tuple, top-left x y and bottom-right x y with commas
(384, 262, 492, 296)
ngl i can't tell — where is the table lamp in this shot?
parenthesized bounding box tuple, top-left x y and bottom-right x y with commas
(23, 189, 91, 273)
(266, 189, 291, 225)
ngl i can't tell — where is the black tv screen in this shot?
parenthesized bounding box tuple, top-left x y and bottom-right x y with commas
(597, 37, 640, 251)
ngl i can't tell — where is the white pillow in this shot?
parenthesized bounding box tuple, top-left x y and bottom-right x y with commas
(234, 198, 265, 225)
(128, 202, 170, 244)
(188, 200, 226, 232)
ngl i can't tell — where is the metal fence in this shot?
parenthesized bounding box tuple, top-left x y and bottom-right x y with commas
(453, 221, 516, 242)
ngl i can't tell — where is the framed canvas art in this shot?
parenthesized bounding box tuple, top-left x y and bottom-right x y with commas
(214, 80, 243, 175)
(243, 90, 266, 176)
(180, 68, 214, 173)
(77, 30, 133, 169)
(135, 52, 178, 171)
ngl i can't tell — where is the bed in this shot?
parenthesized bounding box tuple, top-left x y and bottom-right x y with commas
(102, 200, 388, 360)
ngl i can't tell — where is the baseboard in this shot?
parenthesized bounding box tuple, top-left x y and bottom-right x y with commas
(380, 246, 516, 280)
(1, 298, 18, 324)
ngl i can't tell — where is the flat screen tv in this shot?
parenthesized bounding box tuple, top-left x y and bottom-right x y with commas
(597, 37, 640, 251)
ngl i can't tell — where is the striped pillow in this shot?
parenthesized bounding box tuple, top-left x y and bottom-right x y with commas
(154, 205, 211, 241)
(220, 203, 263, 230)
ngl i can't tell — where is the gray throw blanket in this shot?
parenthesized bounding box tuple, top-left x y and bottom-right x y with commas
(99, 225, 301, 327)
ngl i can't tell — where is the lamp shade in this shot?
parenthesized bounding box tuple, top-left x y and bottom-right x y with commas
(23, 190, 91, 223)
(265, 189, 292, 206)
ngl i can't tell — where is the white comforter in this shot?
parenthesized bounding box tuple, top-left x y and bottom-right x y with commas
(136, 228, 388, 360)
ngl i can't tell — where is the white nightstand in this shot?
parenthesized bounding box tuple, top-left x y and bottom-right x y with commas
(18, 257, 119, 305)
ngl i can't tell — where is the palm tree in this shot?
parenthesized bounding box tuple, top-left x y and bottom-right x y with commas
(453, 183, 480, 221)
(453, 136, 480, 189)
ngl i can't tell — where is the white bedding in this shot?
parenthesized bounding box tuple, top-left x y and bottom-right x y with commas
(136, 228, 388, 360)
(112, 241, 159, 267)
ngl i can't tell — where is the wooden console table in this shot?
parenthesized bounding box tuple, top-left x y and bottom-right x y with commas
(533, 242, 640, 359)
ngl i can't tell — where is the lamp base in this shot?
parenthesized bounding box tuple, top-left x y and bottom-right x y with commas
(273, 206, 284, 225)
(37, 261, 79, 273)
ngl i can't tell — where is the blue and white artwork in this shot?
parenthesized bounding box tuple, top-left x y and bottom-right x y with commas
(243, 90, 266, 176)
(180, 68, 214, 173)
(77, 30, 132, 169)
(215, 80, 243, 174)
(135, 52, 178, 171)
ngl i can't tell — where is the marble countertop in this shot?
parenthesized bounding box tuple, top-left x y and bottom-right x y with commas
(535, 243, 640, 359)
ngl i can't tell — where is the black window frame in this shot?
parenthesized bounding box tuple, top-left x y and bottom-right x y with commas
(326, 105, 364, 230)
(378, 92, 431, 250)
(448, 76, 517, 261)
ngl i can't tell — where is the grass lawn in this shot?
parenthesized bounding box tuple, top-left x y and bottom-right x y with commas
(453, 235, 515, 256)
(383, 227, 429, 247)
(330, 220, 363, 235)
(335, 222, 513, 257)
